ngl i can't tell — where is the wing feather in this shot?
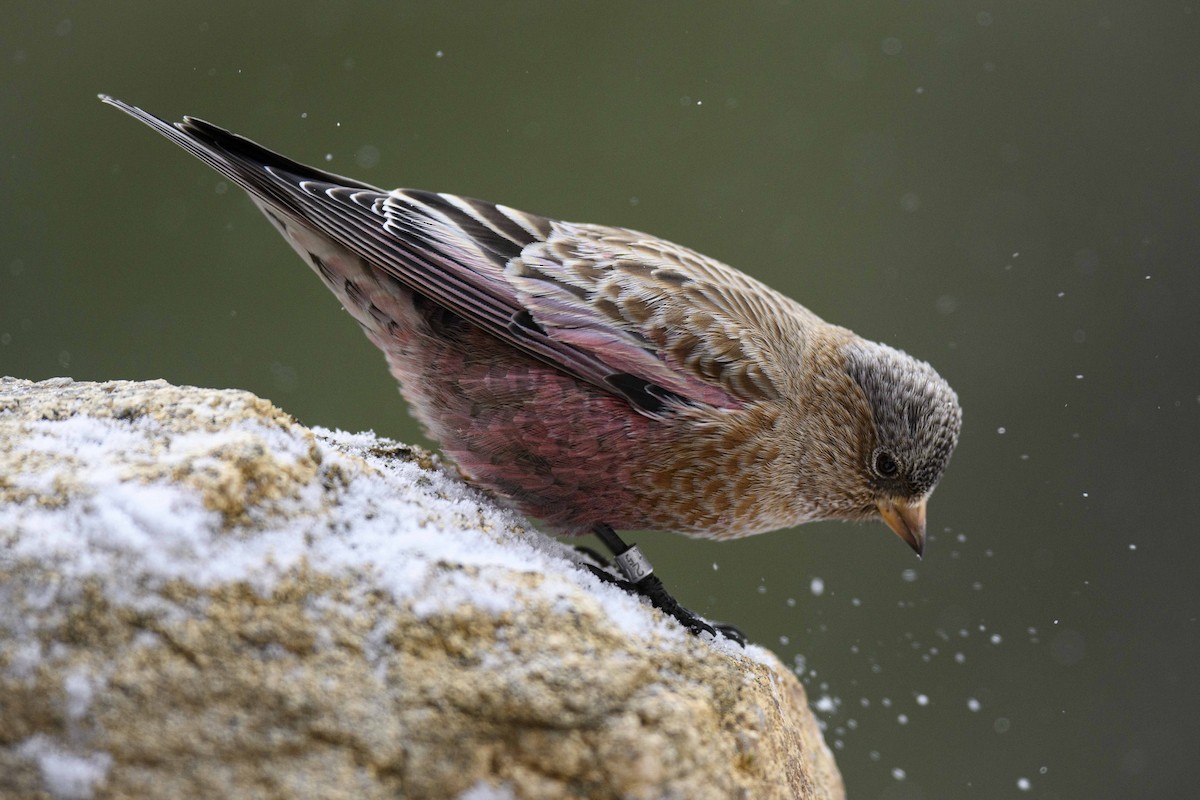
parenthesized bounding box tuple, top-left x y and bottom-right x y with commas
(101, 96, 817, 414)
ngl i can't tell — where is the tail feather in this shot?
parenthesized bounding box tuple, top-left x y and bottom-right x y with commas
(98, 94, 383, 216)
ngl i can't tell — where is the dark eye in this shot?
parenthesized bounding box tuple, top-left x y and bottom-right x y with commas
(874, 450, 899, 478)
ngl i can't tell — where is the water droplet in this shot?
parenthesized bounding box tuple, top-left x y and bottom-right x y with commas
(355, 144, 380, 169)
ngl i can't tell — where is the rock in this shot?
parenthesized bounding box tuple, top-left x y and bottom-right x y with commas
(0, 377, 844, 800)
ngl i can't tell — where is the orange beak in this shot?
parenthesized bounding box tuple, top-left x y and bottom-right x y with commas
(877, 497, 928, 558)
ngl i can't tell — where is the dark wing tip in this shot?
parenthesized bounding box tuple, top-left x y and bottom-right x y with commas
(99, 95, 203, 149)
(99, 94, 158, 121)
(98, 96, 385, 196)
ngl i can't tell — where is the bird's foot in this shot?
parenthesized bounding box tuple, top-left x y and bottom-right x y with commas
(633, 573, 748, 644)
(585, 525, 747, 646)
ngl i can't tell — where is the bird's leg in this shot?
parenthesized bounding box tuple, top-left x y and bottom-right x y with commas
(588, 524, 746, 646)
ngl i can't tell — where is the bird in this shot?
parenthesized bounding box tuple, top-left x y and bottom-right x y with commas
(100, 95, 961, 641)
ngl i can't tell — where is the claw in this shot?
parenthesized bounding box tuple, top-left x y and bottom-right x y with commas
(711, 622, 748, 646)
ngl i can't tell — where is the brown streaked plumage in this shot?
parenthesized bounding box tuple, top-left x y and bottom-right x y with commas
(101, 96, 961, 636)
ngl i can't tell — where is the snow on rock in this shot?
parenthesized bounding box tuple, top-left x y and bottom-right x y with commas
(0, 377, 844, 800)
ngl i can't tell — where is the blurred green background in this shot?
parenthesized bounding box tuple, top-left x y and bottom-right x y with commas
(4, 2, 1199, 797)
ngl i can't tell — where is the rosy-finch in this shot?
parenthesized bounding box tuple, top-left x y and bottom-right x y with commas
(101, 96, 961, 640)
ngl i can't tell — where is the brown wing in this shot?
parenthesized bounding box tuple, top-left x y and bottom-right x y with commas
(511, 223, 822, 403)
(102, 95, 817, 415)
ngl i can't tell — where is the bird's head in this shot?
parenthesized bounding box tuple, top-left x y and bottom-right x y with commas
(831, 339, 962, 556)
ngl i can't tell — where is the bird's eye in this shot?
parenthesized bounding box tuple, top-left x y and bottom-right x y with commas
(873, 450, 899, 478)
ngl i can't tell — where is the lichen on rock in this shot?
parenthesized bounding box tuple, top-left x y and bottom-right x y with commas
(0, 377, 844, 800)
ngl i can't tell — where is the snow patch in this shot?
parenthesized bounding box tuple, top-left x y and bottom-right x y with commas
(16, 736, 112, 800)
